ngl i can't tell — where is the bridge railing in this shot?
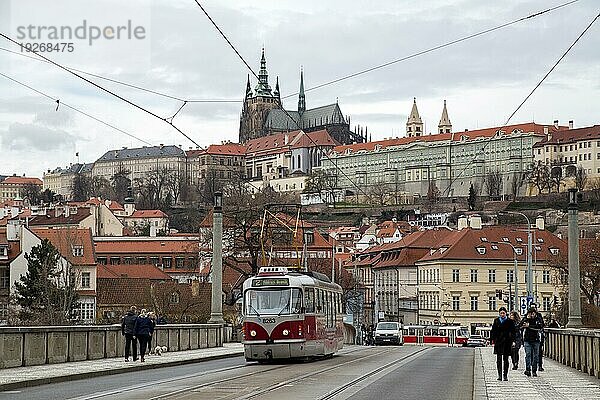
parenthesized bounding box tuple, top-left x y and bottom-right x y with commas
(0, 324, 223, 369)
(544, 327, 600, 379)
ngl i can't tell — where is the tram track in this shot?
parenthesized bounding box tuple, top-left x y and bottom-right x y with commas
(232, 347, 430, 400)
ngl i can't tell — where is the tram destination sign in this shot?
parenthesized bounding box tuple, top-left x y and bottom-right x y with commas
(252, 278, 289, 287)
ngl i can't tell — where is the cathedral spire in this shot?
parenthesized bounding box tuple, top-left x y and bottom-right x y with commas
(438, 99, 452, 134)
(298, 68, 306, 114)
(274, 76, 280, 100)
(406, 97, 423, 137)
(245, 74, 252, 98)
(255, 48, 272, 96)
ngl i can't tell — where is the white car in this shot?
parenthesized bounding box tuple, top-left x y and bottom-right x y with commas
(374, 322, 404, 345)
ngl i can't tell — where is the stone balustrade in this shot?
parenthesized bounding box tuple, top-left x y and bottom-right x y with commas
(0, 324, 223, 369)
(544, 327, 600, 379)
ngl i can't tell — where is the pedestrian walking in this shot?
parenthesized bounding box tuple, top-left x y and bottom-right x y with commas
(134, 308, 155, 362)
(548, 318, 561, 328)
(509, 311, 522, 370)
(490, 306, 515, 381)
(520, 307, 543, 377)
(121, 305, 138, 362)
(530, 303, 546, 372)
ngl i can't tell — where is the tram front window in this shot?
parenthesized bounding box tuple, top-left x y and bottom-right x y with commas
(245, 288, 302, 316)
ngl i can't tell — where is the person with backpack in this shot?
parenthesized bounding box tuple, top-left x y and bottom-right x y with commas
(520, 307, 543, 377)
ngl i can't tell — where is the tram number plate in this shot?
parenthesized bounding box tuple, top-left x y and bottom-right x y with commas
(252, 278, 289, 287)
(262, 318, 276, 324)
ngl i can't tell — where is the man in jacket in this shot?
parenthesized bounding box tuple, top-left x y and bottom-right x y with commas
(531, 303, 546, 372)
(520, 307, 543, 377)
(134, 309, 155, 362)
(490, 306, 515, 381)
(121, 306, 138, 362)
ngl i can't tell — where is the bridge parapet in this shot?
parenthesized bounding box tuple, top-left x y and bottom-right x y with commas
(545, 328, 600, 379)
(0, 324, 223, 369)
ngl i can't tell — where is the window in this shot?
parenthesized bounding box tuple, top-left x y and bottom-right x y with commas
(488, 269, 496, 283)
(176, 257, 185, 268)
(470, 296, 479, 311)
(507, 270, 514, 283)
(452, 269, 459, 283)
(452, 296, 460, 311)
(0, 268, 9, 289)
(543, 270, 550, 284)
(476, 247, 486, 255)
(550, 248, 559, 256)
(109, 257, 120, 265)
(470, 269, 478, 283)
(0, 303, 7, 320)
(163, 258, 172, 268)
(81, 272, 91, 288)
(170, 292, 180, 304)
(76, 302, 95, 322)
(488, 296, 497, 311)
(542, 297, 551, 312)
(304, 288, 315, 313)
(72, 245, 84, 257)
(515, 248, 523, 255)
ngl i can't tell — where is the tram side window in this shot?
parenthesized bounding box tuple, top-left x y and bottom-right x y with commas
(316, 289, 322, 313)
(328, 291, 334, 327)
(304, 288, 315, 313)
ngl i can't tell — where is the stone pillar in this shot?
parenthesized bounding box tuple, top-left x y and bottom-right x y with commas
(567, 188, 583, 327)
(209, 192, 225, 324)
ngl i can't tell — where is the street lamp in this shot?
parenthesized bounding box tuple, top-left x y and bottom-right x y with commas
(487, 241, 521, 313)
(499, 211, 533, 299)
(209, 191, 225, 324)
(567, 188, 583, 327)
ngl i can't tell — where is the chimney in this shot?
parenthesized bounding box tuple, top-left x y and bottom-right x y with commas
(543, 126, 549, 135)
(535, 216, 545, 231)
(469, 215, 482, 230)
(457, 216, 468, 230)
(284, 134, 289, 145)
(553, 120, 559, 129)
(569, 120, 574, 129)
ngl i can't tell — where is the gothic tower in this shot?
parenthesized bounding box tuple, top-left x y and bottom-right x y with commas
(239, 49, 280, 143)
(438, 100, 452, 134)
(298, 69, 306, 114)
(406, 97, 423, 137)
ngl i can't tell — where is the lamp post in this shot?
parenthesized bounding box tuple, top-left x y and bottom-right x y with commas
(567, 188, 583, 327)
(209, 191, 225, 324)
(499, 211, 532, 299)
(488, 241, 520, 313)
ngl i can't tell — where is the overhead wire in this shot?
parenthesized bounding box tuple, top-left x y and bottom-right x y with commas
(441, 10, 600, 197)
(281, 0, 581, 99)
(0, 46, 241, 104)
(0, 31, 201, 147)
(0, 71, 153, 146)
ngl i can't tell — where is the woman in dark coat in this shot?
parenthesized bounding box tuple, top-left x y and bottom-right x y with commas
(490, 306, 515, 381)
(134, 309, 155, 362)
(509, 311, 522, 370)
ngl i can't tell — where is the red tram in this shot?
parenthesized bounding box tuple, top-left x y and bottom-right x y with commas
(242, 267, 344, 361)
(402, 325, 469, 346)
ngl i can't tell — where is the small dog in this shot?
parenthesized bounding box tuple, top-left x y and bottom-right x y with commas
(152, 346, 168, 355)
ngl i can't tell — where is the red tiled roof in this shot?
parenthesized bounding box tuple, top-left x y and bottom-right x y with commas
(27, 209, 90, 226)
(246, 130, 302, 153)
(290, 129, 338, 149)
(107, 201, 124, 211)
(94, 238, 199, 254)
(32, 227, 96, 266)
(187, 143, 246, 158)
(533, 125, 600, 147)
(97, 264, 173, 280)
(1, 176, 43, 185)
(333, 123, 568, 154)
(129, 210, 168, 218)
(0, 228, 21, 264)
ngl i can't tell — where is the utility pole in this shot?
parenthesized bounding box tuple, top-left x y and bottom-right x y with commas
(513, 256, 519, 313)
(567, 188, 583, 327)
(209, 191, 225, 324)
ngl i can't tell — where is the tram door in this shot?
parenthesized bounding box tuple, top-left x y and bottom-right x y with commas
(417, 327, 424, 345)
(448, 328, 456, 346)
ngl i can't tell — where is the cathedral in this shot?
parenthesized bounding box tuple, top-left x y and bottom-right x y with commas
(239, 50, 365, 145)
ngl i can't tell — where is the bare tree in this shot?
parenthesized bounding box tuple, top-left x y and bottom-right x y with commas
(526, 162, 550, 195)
(426, 181, 441, 212)
(484, 170, 503, 199)
(510, 172, 524, 199)
(369, 183, 390, 206)
(111, 163, 131, 203)
(21, 183, 42, 205)
(576, 166, 588, 192)
(550, 166, 563, 193)
(304, 169, 339, 206)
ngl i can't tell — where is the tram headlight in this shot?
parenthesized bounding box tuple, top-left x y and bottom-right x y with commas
(250, 330, 257, 337)
(282, 329, 289, 336)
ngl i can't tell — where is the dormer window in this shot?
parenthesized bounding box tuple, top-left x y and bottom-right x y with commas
(550, 248, 559, 256)
(0, 245, 8, 259)
(537, 238, 544, 243)
(515, 248, 523, 255)
(480, 237, 488, 242)
(502, 237, 509, 242)
(516, 238, 523, 242)
(491, 245, 499, 250)
(476, 247, 486, 255)
(439, 247, 448, 254)
(72, 245, 84, 257)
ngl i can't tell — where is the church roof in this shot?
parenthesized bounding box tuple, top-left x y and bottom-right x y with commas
(439, 100, 451, 127)
(407, 97, 422, 124)
(265, 103, 346, 131)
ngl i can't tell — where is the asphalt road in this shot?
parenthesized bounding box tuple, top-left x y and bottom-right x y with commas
(0, 346, 474, 400)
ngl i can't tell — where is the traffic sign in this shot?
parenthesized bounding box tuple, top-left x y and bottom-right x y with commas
(520, 296, 534, 315)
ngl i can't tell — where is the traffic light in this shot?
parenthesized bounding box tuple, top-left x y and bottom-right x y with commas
(495, 289, 503, 299)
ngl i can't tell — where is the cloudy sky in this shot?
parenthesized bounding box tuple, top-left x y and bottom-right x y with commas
(0, 0, 598, 177)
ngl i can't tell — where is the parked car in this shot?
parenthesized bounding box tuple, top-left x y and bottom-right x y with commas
(374, 322, 404, 345)
(466, 334, 487, 347)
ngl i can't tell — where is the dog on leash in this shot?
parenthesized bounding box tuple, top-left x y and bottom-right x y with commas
(151, 346, 168, 356)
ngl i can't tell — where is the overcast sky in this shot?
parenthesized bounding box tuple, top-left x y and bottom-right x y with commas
(0, 0, 598, 178)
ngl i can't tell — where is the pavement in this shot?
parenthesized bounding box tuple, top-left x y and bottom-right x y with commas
(0, 342, 244, 391)
(473, 346, 600, 400)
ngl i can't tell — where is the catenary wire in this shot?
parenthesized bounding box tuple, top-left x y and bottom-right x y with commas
(0, 31, 201, 147)
(0, 71, 153, 146)
(0, 46, 241, 104)
(281, 0, 581, 99)
(441, 10, 600, 197)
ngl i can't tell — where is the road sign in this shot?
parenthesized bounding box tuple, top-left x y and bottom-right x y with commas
(520, 296, 534, 315)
